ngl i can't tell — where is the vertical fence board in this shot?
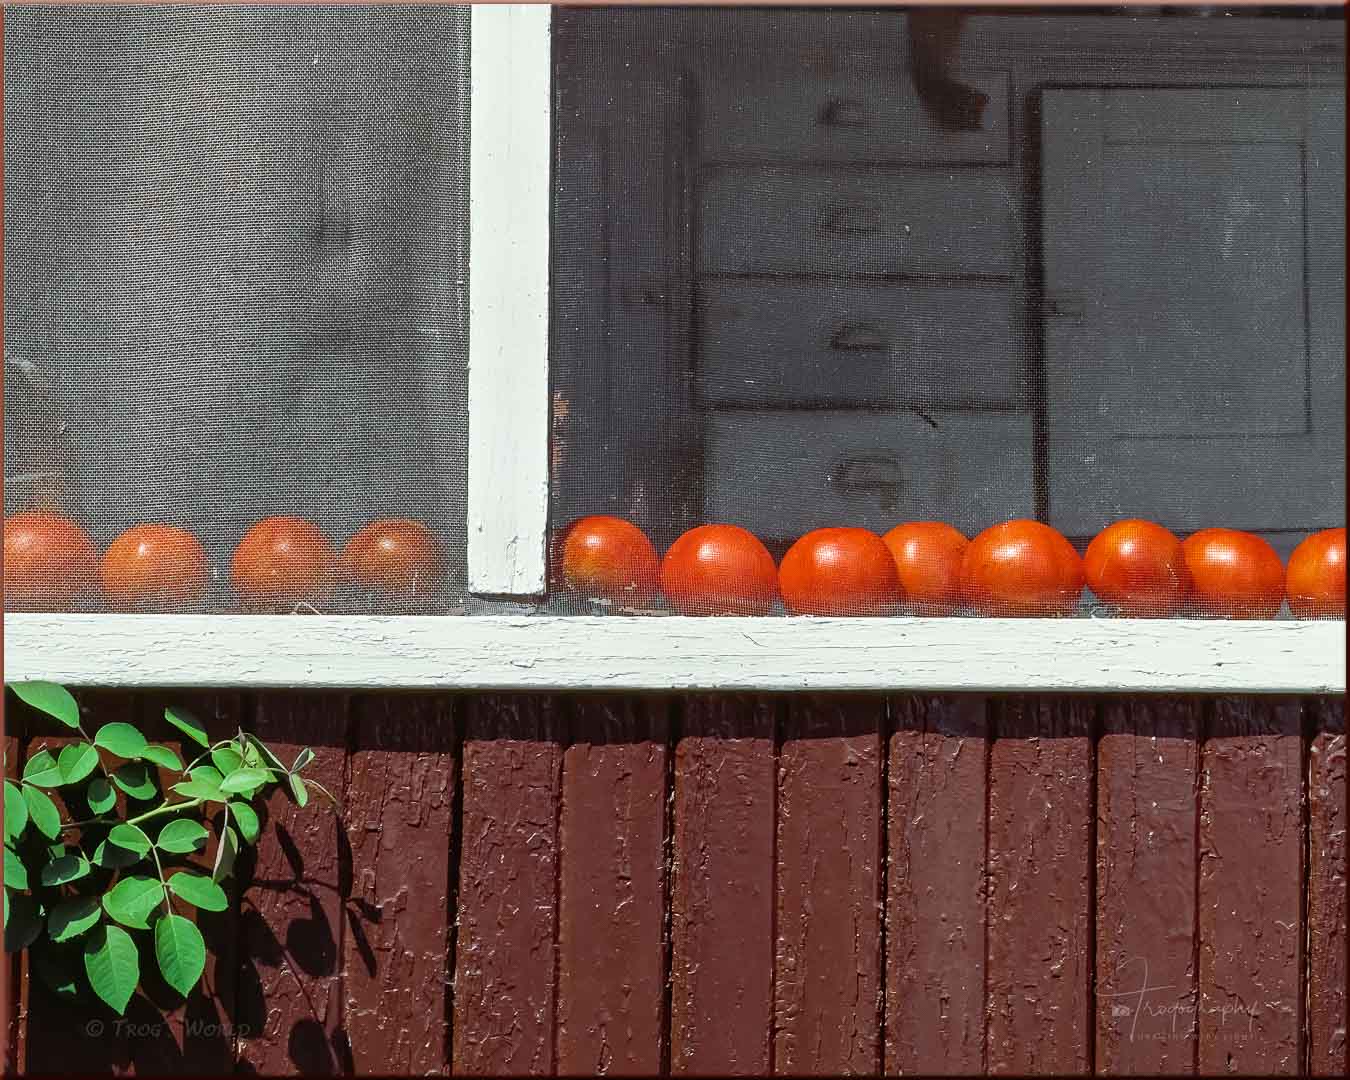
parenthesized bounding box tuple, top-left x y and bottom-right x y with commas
(885, 695, 988, 1076)
(987, 697, 1094, 1075)
(1306, 696, 1346, 1076)
(235, 693, 351, 1076)
(669, 695, 776, 1076)
(1198, 697, 1304, 1076)
(343, 695, 456, 1075)
(773, 695, 882, 1077)
(1095, 697, 1200, 1074)
(556, 696, 670, 1077)
(452, 695, 562, 1077)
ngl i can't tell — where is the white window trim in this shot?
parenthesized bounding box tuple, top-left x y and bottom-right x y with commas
(5, 614, 1343, 694)
(465, 3, 551, 597)
(3, 8, 1345, 696)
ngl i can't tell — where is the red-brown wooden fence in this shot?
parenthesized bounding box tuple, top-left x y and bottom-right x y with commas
(4, 691, 1345, 1076)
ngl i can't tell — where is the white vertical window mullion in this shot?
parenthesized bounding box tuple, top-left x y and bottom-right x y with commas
(466, 3, 552, 597)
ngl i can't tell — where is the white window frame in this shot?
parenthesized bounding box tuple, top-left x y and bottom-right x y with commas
(3, 6, 1346, 694)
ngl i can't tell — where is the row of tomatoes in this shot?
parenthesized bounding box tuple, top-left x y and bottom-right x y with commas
(560, 516, 1347, 618)
(3, 513, 444, 611)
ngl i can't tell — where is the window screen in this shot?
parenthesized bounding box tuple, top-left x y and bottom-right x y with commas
(4, 6, 470, 614)
(549, 6, 1346, 618)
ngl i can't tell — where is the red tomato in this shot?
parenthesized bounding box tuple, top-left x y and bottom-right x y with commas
(3, 512, 99, 611)
(1285, 527, 1345, 619)
(231, 516, 338, 609)
(660, 524, 777, 615)
(961, 519, 1085, 617)
(881, 521, 969, 615)
(779, 527, 899, 616)
(102, 524, 210, 610)
(1180, 528, 1284, 619)
(342, 519, 445, 599)
(559, 515, 659, 605)
(1083, 519, 1189, 617)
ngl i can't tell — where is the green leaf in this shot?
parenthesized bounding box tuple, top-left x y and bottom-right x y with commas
(84, 924, 139, 1015)
(102, 875, 164, 930)
(166, 872, 228, 912)
(212, 825, 239, 883)
(141, 744, 184, 772)
(107, 823, 152, 856)
(189, 765, 223, 786)
(92, 838, 142, 870)
(230, 802, 260, 845)
(21, 749, 64, 788)
(4, 781, 28, 841)
(291, 747, 315, 774)
(156, 819, 209, 855)
(211, 747, 243, 776)
(94, 722, 148, 760)
(244, 733, 288, 775)
(170, 779, 225, 804)
(87, 777, 116, 815)
(154, 913, 205, 997)
(48, 895, 102, 942)
(4, 891, 43, 952)
(164, 706, 210, 749)
(22, 786, 62, 840)
(8, 682, 81, 730)
(112, 762, 157, 801)
(57, 742, 100, 785)
(241, 739, 262, 767)
(289, 774, 310, 809)
(5, 846, 28, 890)
(219, 768, 270, 796)
(40, 851, 90, 887)
(32, 940, 81, 997)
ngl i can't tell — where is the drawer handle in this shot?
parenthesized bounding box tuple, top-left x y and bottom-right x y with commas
(829, 454, 902, 512)
(829, 324, 889, 353)
(817, 97, 869, 128)
(818, 206, 882, 238)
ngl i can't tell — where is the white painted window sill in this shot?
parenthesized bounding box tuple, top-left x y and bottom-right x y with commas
(5, 613, 1343, 694)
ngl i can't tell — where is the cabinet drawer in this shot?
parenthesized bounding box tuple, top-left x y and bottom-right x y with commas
(705, 409, 1034, 542)
(701, 67, 1009, 164)
(699, 168, 1012, 276)
(697, 282, 1024, 407)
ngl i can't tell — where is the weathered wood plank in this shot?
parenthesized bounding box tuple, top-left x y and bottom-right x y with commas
(452, 695, 562, 1076)
(884, 695, 988, 1076)
(986, 697, 1094, 1075)
(1198, 697, 1303, 1075)
(1095, 697, 1200, 1074)
(773, 695, 882, 1076)
(235, 693, 351, 1075)
(1306, 696, 1345, 1077)
(556, 696, 669, 1077)
(343, 694, 456, 1075)
(669, 696, 776, 1076)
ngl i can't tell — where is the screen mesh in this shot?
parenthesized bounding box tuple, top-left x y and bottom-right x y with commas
(4, 5, 470, 613)
(548, 6, 1346, 618)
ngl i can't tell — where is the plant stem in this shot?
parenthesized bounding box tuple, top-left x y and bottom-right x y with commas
(125, 798, 204, 827)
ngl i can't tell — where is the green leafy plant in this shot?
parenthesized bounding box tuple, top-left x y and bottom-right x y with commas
(3, 681, 334, 1015)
